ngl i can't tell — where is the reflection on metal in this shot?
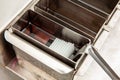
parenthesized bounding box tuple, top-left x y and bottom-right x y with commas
(1, 0, 120, 80)
(89, 46, 120, 80)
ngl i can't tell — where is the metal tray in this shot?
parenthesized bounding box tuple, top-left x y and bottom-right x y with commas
(11, 10, 90, 68)
(35, 0, 106, 40)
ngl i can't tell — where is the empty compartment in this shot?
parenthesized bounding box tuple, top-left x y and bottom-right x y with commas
(75, 0, 119, 17)
(35, 0, 106, 40)
(11, 10, 90, 67)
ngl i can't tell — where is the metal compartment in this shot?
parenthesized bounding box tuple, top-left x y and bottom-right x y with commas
(72, 0, 119, 18)
(35, 0, 118, 40)
(11, 10, 90, 68)
(3, 0, 120, 80)
(35, 0, 106, 40)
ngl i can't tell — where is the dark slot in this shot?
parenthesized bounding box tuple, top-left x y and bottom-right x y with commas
(76, 0, 119, 17)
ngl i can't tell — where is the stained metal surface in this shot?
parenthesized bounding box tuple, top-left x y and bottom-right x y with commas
(0, 65, 23, 80)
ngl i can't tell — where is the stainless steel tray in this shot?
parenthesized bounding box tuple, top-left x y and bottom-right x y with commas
(3, 0, 120, 80)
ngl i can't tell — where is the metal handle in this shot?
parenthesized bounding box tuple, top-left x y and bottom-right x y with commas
(89, 46, 120, 80)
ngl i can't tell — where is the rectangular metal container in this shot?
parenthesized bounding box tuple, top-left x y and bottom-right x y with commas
(3, 0, 120, 80)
